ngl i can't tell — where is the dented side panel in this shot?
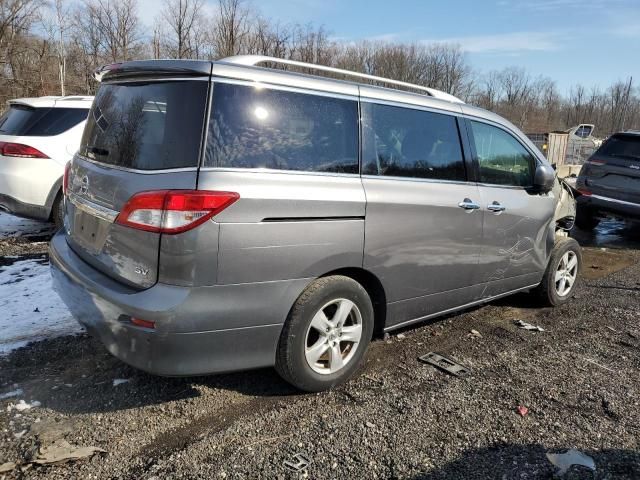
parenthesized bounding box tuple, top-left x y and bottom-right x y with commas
(476, 185, 556, 297)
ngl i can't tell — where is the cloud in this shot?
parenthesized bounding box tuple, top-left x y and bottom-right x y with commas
(424, 31, 563, 54)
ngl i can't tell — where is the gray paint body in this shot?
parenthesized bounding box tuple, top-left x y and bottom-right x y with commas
(50, 59, 559, 376)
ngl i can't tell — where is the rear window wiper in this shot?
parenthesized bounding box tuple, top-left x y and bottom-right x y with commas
(86, 145, 109, 156)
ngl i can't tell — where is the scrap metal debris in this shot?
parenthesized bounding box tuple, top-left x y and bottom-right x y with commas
(515, 320, 545, 332)
(283, 452, 311, 473)
(33, 439, 106, 465)
(468, 329, 482, 339)
(546, 448, 596, 476)
(418, 352, 471, 377)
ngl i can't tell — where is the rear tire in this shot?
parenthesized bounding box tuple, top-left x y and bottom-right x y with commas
(533, 237, 582, 307)
(575, 204, 600, 230)
(275, 275, 374, 392)
(51, 192, 64, 230)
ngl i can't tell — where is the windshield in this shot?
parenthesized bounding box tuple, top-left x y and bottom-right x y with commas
(79, 80, 208, 170)
(598, 134, 640, 160)
(0, 105, 88, 136)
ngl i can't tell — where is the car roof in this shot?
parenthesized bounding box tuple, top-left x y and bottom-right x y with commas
(8, 95, 94, 109)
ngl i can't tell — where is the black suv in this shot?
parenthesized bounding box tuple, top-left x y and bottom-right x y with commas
(575, 131, 640, 229)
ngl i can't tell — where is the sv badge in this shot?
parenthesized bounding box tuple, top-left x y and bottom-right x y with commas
(135, 266, 149, 276)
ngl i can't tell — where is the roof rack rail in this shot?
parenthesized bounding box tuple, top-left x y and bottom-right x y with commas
(219, 55, 464, 104)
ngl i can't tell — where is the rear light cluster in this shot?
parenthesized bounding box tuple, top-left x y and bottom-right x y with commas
(587, 159, 607, 166)
(0, 141, 49, 158)
(63, 162, 71, 195)
(115, 190, 239, 234)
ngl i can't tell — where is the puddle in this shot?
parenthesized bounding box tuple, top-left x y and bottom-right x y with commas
(572, 218, 640, 249)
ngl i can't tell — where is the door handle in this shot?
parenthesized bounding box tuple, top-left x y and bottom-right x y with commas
(487, 202, 506, 213)
(458, 198, 480, 211)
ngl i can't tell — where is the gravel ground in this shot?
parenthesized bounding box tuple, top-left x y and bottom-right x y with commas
(0, 220, 639, 479)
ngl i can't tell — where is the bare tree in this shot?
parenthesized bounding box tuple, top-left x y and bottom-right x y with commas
(212, 0, 250, 58)
(158, 0, 203, 59)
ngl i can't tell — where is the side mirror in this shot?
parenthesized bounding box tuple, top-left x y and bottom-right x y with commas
(533, 163, 555, 193)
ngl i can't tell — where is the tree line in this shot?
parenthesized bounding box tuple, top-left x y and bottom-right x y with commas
(1, 0, 638, 136)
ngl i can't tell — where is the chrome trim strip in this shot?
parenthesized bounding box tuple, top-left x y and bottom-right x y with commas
(361, 174, 475, 187)
(198, 167, 361, 178)
(591, 194, 640, 207)
(67, 192, 118, 223)
(75, 154, 198, 174)
(384, 283, 539, 332)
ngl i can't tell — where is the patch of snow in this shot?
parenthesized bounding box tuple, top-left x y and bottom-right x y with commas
(0, 389, 23, 400)
(0, 258, 83, 355)
(7, 399, 41, 412)
(0, 212, 54, 238)
(113, 379, 130, 387)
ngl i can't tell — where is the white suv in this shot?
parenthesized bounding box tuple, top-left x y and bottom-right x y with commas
(0, 96, 92, 227)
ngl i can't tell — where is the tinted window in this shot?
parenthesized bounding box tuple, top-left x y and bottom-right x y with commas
(598, 134, 640, 160)
(470, 121, 534, 187)
(362, 103, 466, 181)
(80, 81, 208, 170)
(205, 83, 358, 173)
(0, 106, 88, 136)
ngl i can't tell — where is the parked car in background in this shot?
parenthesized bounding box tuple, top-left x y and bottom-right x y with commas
(575, 130, 640, 229)
(0, 96, 92, 227)
(50, 57, 580, 392)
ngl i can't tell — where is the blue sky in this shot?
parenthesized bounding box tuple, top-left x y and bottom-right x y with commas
(139, 0, 640, 94)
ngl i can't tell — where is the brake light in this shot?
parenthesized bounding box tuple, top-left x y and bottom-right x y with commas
(116, 190, 239, 234)
(0, 141, 49, 158)
(63, 162, 71, 195)
(131, 317, 155, 329)
(587, 158, 606, 166)
(577, 187, 592, 196)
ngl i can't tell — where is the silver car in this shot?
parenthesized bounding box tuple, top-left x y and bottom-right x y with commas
(49, 56, 580, 392)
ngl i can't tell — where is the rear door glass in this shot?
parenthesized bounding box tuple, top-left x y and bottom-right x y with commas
(205, 82, 359, 174)
(361, 102, 466, 181)
(0, 106, 88, 136)
(80, 80, 208, 170)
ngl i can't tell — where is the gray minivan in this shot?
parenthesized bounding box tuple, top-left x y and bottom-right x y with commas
(49, 56, 581, 392)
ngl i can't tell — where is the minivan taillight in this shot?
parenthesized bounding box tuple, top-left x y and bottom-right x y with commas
(0, 141, 49, 158)
(63, 162, 71, 195)
(115, 190, 239, 234)
(587, 158, 606, 166)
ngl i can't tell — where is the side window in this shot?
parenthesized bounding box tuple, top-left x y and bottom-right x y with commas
(469, 121, 535, 187)
(205, 83, 358, 174)
(362, 102, 466, 181)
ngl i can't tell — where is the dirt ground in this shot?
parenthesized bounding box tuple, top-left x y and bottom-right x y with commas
(0, 218, 639, 479)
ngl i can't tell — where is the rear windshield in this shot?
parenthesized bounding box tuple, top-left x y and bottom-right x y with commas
(80, 80, 208, 170)
(598, 134, 640, 161)
(0, 105, 88, 136)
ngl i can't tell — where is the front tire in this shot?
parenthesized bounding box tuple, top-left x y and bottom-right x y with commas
(275, 275, 374, 392)
(533, 237, 582, 306)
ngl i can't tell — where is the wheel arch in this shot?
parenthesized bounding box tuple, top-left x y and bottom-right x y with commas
(319, 267, 387, 338)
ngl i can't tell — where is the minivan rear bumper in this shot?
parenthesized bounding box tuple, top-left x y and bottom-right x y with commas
(576, 192, 640, 219)
(49, 231, 310, 376)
